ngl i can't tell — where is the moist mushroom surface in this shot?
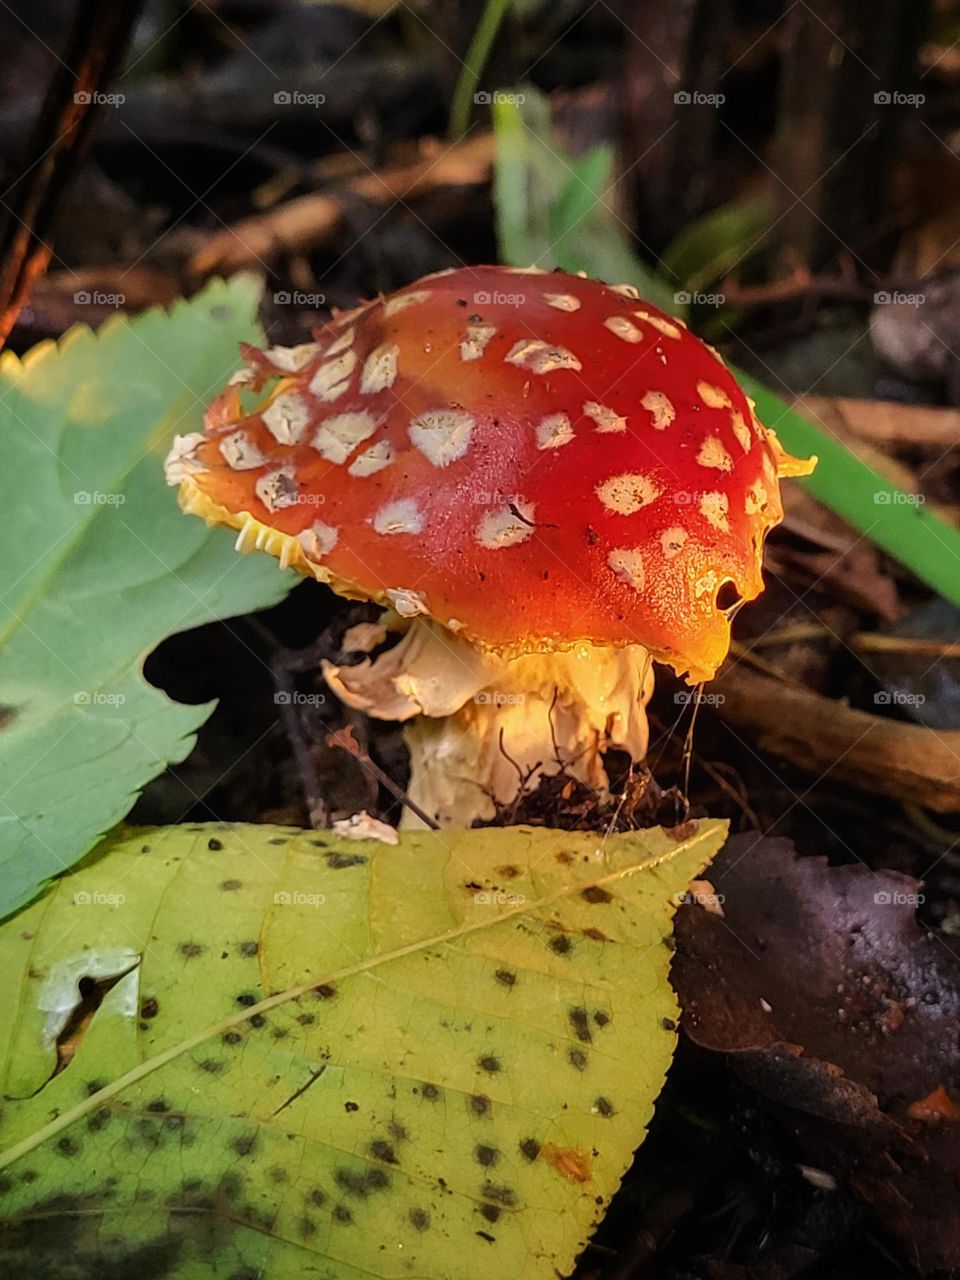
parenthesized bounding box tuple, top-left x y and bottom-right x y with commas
(166, 265, 813, 825)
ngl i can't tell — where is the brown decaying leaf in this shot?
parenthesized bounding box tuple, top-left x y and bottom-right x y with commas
(673, 833, 960, 1272)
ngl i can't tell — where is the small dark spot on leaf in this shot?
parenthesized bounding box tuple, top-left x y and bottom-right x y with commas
(268, 836, 290, 845)
(298, 1216, 316, 1237)
(581, 885, 613, 904)
(478, 1055, 501, 1073)
(208, 838, 223, 851)
(249, 1014, 267, 1029)
(496, 865, 520, 879)
(165, 1114, 186, 1131)
(494, 969, 516, 987)
(422, 1083, 441, 1101)
(345, 1101, 359, 1113)
(479, 1204, 501, 1223)
(0, 1176, 13, 1195)
(661, 1016, 677, 1031)
(482, 1182, 517, 1207)
(594, 1011, 610, 1028)
(146, 1099, 169, 1113)
(198, 1057, 225, 1073)
(220, 878, 242, 891)
(326, 851, 366, 869)
(335, 1167, 391, 1198)
(140, 997, 159, 1019)
(236, 992, 257, 1007)
(268, 1166, 289, 1184)
(476, 1230, 496, 1243)
(20, 1171, 37, 1183)
(86, 1079, 105, 1096)
(470, 1094, 491, 1117)
(238, 941, 259, 958)
(410, 1207, 430, 1231)
(315, 983, 336, 999)
(333, 1204, 353, 1224)
(87, 1107, 111, 1132)
(583, 927, 609, 942)
(568, 1007, 592, 1044)
(549, 935, 573, 956)
(569, 1047, 588, 1071)
(306, 1187, 327, 1208)
(520, 1138, 541, 1161)
(555, 851, 575, 864)
(594, 1096, 615, 1117)
(180, 942, 203, 959)
(369, 1140, 397, 1164)
(231, 1134, 257, 1157)
(223, 1031, 243, 1045)
(56, 1137, 80, 1158)
(475, 1144, 498, 1167)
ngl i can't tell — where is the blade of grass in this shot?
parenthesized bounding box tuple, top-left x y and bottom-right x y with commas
(448, 0, 514, 141)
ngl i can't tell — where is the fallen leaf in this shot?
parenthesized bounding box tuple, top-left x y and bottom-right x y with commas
(0, 818, 726, 1279)
(673, 833, 960, 1271)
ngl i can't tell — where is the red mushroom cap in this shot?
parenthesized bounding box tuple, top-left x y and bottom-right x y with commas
(167, 266, 813, 681)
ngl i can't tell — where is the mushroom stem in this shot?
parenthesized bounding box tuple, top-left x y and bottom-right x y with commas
(322, 617, 654, 827)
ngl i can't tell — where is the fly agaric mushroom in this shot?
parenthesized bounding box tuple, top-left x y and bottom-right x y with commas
(165, 266, 813, 826)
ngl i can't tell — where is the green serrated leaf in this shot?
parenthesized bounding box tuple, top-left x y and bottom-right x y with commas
(0, 279, 297, 920)
(0, 818, 727, 1278)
